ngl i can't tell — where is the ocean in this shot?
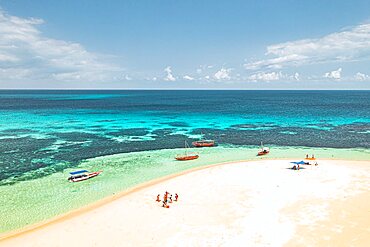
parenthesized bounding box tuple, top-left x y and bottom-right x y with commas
(0, 90, 369, 233)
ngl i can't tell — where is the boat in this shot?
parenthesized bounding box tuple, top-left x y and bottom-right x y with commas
(68, 170, 103, 182)
(192, 133, 215, 147)
(257, 142, 270, 156)
(175, 141, 199, 161)
(192, 140, 215, 147)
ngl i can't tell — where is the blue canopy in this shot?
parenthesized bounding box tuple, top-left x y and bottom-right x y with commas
(290, 161, 306, 165)
(70, 170, 88, 175)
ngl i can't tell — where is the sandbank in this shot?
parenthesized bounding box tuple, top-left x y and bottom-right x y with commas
(1, 159, 370, 246)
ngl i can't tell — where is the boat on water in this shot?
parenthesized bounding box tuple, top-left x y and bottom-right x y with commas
(192, 139, 215, 147)
(176, 141, 199, 161)
(257, 142, 270, 156)
(68, 170, 103, 182)
(192, 133, 215, 147)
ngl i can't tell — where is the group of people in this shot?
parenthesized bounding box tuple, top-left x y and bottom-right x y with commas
(156, 191, 178, 208)
(292, 154, 319, 170)
(292, 164, 301, 170)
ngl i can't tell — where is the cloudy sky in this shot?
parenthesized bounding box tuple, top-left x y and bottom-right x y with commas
(1, 0, 370, 89)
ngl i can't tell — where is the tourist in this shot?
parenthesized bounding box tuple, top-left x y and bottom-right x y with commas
(156, 194, 161, 202)
(175, 193, 179, 201)
(169, 195, 173, 203)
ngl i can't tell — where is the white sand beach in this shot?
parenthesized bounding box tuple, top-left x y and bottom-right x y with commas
(1, 159, 370, 247)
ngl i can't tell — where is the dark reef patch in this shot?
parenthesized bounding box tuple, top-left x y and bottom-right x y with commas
(191, 124, 370, 148)
(162, 122, 190, 127)
(1, 128, 39, 134)
(53, 132, 103, 142)
(97, 119, 116, 123)
(334, 122, 370, 132)
(0, 137, 57, 183)
(107, 128, 150, 137)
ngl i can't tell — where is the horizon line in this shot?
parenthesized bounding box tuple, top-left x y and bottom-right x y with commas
(0, 88, 369, 91)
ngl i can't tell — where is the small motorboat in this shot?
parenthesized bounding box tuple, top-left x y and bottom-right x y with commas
(192, 140, 215, 147)
(68, 170, 103, 182)
(257, 142, 270, 156)
(175, 141, 199, 161)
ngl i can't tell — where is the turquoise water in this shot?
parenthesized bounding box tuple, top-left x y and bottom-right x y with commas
(0, 90, 369, 234)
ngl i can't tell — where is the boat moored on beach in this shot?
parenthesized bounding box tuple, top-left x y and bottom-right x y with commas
(257, 142, 270, 156)
(175, 154, 199, 161)
(176, 141, 199, 161)
(68, 170, 103, 182)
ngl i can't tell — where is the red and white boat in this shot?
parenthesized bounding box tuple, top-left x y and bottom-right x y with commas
(176, 141, 199, 161)
(68, 170, 103, 182)
(257, 142, 270, 156)
(192, 140, 215, 147)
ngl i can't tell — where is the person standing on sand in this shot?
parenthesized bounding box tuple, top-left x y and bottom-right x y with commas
(175, 193, 178, 202)
(164, 193, 168, 203)
(162, 200, 169, 208)
(156, 194, 161, 202)
(306, 154, 308, 158)
(169, 195, 173, 203)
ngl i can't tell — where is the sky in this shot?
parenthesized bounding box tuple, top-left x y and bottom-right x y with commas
(1, 0, 370, 89)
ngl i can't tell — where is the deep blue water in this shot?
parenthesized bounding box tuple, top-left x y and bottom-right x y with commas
(0, 90, 369, 185)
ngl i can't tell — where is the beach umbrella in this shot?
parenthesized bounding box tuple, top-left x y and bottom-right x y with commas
(290, 161, 306, 165)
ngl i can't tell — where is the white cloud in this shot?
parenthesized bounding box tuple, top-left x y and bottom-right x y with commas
(0, 9, 123, 84)
(324, 68, 342, 80)
(164, 66, 176, 81)
(183, 75, 194, 81)
(124, 75, 132, 81)
(292, 72, 300, 81)
(214, 68, 232, 80)
(244, 23, 370, 70)
(248, 71, 282, 82)
(354, 72, 370, 81)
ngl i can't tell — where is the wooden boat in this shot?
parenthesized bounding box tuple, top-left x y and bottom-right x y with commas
(68, 170, 103, 182)
(192, 140, 215, 147)
(176, 141, 199, 161)
(257, 142, 270, 156)
(192, 132, 215, 147)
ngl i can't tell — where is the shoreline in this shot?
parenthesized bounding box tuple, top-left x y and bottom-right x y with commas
(0, 158, 252, 241)
(1, 157, 369, 243)
(2, 145, 369, 236)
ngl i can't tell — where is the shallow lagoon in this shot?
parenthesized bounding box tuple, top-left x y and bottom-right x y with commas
(1, 145, 369, 234)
